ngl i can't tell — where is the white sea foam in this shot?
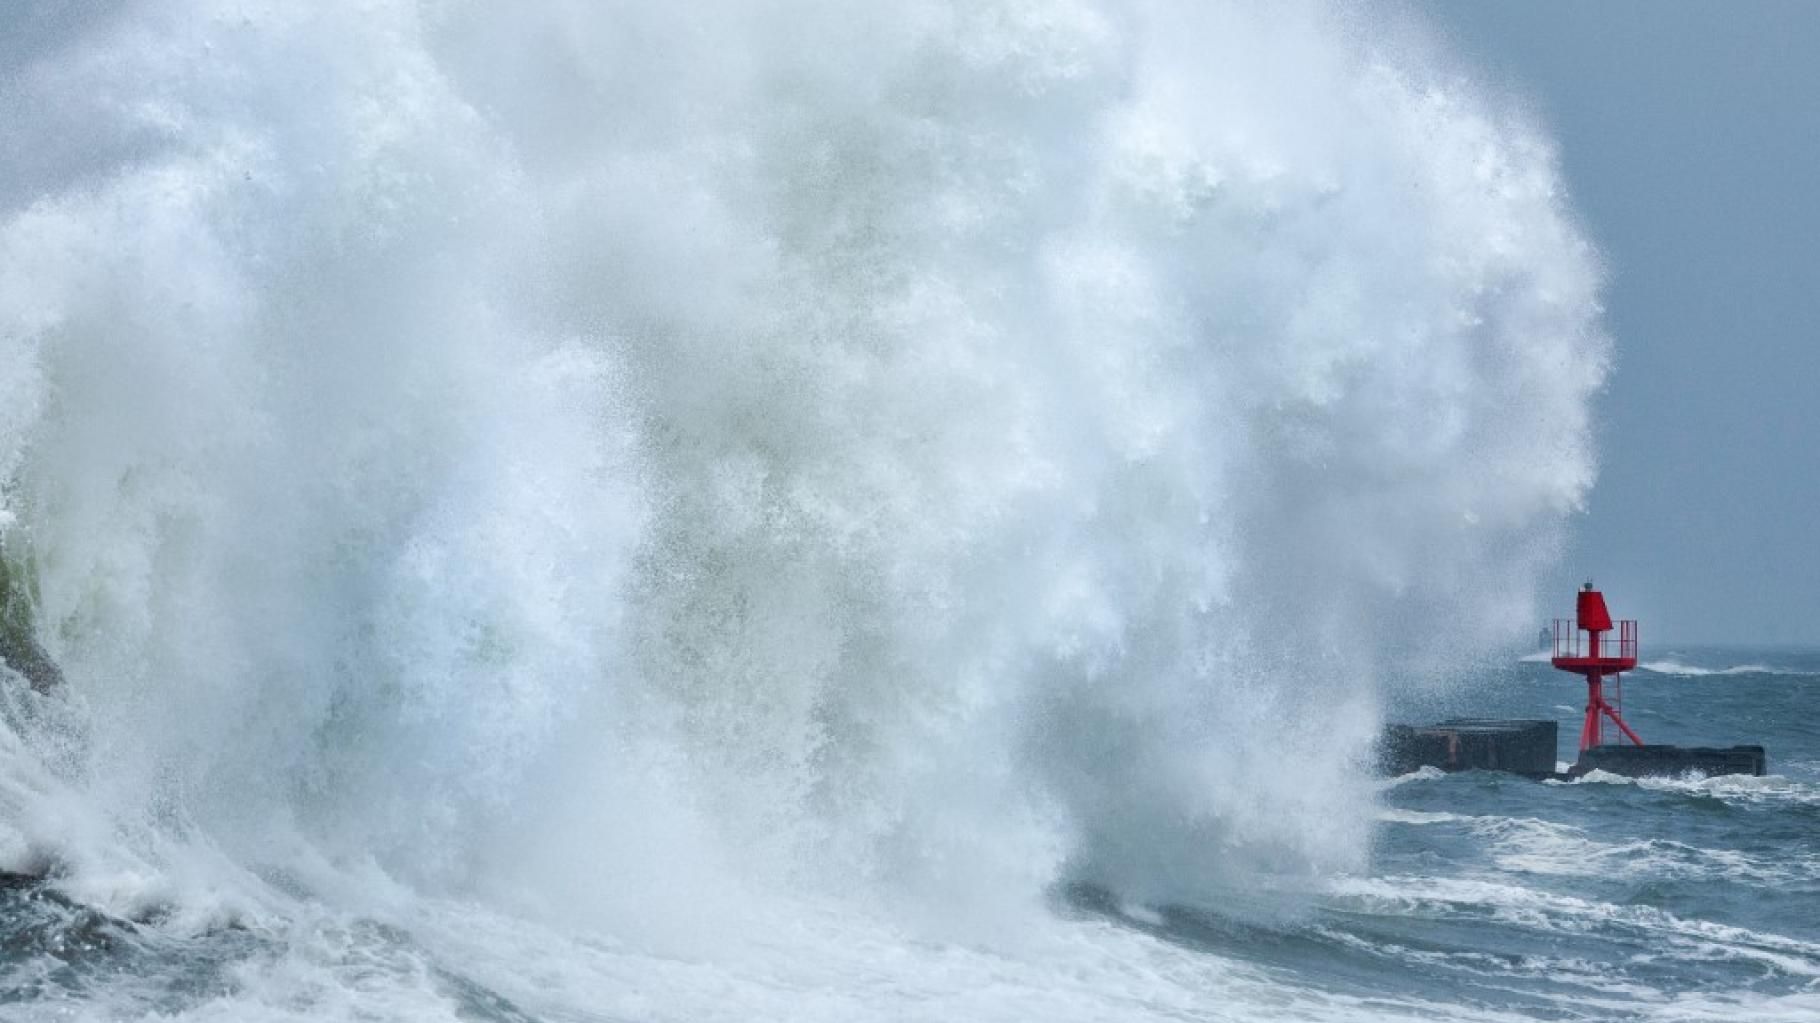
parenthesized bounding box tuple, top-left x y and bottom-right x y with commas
(1376, 807, 1465, 825)
(1314, 923, 1672, 1008)
(1647, 988, 1820, 1023)
(1379, 765, 1452, 790)
(1636, 660, 1800, 677)
(0, 0, 1609, 1018)
(1558, 769, 1820, 806)
(1330, 874, 1820, 976)
(1375, 805, 1820, 885)
(1468, 815, 1820, 885)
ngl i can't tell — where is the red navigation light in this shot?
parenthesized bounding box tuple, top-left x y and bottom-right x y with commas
(1576, 586, 1614, 633)
(1551, 584, 1643, 754)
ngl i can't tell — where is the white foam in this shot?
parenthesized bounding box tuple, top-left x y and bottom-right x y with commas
(0, 0, 1610, 1018)
(1558, 769, 1820, 806)
(1377, 808, 1464, 825)
(1330, 874, 1820, 971)
(1380, 766, 1451, 790)
(1460, 814, 1820, 885)
(1647, 988, 1820, 1023)
(1636, 660, 1800, 677)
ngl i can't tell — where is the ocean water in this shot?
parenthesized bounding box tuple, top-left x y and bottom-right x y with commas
(1369, 650, 1820, 1022)
(5, 649, 1815, 1021)
(8, 2, 1802, 1021)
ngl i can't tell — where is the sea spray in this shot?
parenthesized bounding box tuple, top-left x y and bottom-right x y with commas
(0, 0, 1605, 942)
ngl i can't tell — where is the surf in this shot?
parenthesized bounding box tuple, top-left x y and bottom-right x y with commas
(0, 2, 1609, 1017)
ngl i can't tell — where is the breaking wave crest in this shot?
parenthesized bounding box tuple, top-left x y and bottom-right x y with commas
(0, 0, 1605, 944)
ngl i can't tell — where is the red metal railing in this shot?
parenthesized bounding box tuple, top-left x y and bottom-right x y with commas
(1551, 618, 1638, 662)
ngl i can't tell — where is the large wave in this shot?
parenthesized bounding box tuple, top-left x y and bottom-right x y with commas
(0, 0, 1605, 940)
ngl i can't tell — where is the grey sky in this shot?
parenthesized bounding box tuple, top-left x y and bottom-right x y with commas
(1429, 2, 1820, 646)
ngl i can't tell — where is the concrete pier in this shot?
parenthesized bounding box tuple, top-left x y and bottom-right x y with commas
(1572, 744, 1766, 779)
(1378, 719, 1558, 778)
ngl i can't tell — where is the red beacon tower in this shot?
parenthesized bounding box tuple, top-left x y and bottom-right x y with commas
(1380, 581, 1764, 779)
(1551, 582, 1642, 753)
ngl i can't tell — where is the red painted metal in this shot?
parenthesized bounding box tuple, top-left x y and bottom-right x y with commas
(1575, 589, 1614, 633)
(1550, 585, 1642, 753)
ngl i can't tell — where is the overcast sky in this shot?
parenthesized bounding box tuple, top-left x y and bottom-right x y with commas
(1428, 2, 1820, 646)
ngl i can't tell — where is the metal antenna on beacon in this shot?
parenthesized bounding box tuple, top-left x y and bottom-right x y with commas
(1549, 581, 1642, 754)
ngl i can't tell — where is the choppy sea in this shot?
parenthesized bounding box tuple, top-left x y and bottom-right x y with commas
(1356, 647, 1820, 1021)
(0, 4, 1808, 1019)
(3, 647, 1813, 1022)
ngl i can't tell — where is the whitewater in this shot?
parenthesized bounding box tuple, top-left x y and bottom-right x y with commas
(0, 1, 1658, 1019)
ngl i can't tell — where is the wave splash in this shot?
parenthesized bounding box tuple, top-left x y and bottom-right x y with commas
(0, 0, 1604, 939)
(1637, 660, 1797, 677)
